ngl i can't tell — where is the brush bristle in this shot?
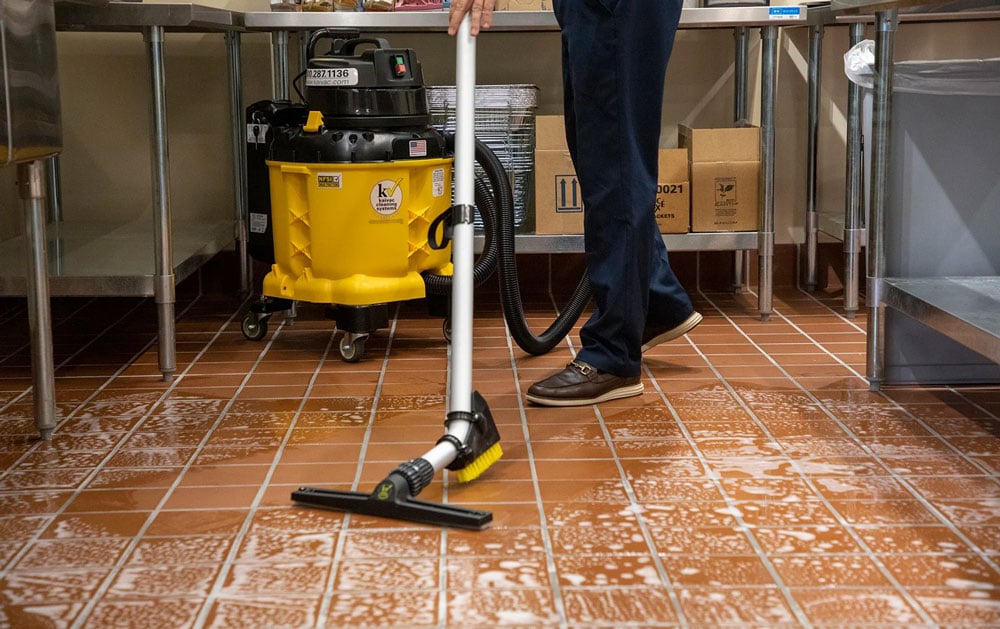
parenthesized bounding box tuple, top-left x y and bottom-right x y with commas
(454, 442, 503, 483)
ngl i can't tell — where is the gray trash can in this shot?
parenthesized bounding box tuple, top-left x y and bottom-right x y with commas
(846, 42, 1000, 384)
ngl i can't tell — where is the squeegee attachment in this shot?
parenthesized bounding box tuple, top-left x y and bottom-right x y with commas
(291, 471, 492, 530)
(291, 391, 500, 530)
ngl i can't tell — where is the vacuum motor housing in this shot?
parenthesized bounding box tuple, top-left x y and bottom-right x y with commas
(246, 33, 454, 308)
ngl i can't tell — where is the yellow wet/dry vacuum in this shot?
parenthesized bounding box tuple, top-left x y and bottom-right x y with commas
(246, 28, 592, 529)
(243, 33, 456, 362)
(244, 29, 507, 529)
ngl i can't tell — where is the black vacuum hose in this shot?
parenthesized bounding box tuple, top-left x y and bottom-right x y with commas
(424, 135, 592, 356)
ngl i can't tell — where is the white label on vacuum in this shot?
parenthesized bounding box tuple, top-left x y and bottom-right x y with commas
(306, 67, 359, 87)
(371, 179, 403, 216)
(249, 212, 268, 234)
(432, 168, 445, 197)
(317, 172, 343, 189)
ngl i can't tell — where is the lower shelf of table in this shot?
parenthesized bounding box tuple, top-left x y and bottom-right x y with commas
(0, 219, 236, 297)
(817, 211, 867, 243)
(474, 230, 760, 254)
(881, 276, 1000, 365)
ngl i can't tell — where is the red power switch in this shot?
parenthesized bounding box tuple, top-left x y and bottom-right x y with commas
(392, 54, 407, 78)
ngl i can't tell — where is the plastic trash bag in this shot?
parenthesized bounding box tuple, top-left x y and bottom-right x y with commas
(843, 39, 1000, 96)
(843, 39, 876, 87)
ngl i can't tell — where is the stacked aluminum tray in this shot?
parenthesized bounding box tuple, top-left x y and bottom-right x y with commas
(426, 84, 538, 231)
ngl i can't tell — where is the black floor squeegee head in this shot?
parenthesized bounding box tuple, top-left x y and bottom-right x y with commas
(292, 391, 502, 530)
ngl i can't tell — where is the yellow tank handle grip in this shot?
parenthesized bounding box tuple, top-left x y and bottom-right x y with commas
(280, 164, 313, 174)
(304, 110, 324, 133)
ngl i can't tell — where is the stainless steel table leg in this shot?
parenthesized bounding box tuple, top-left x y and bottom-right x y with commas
(758, 25, 778, 321)
(227, 31, 251, 296)
(45, 155, 63, 222)
(843, 22, 865, 319)
(144, 25, 176, 383)
(732, 26, 749, 294)
(44, 156, 64, 276)
(298, 31, 309, 76)
(804, 23, 823, 292)
(865, 9, 898, 391)
(18, 160, 57, 441)
(271, 30, 290, 100)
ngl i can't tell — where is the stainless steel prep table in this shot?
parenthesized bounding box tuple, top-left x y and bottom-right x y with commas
(239, 5, 810, 321)
(2, 0, 63, 440)
(0, 2, 250, 382)
(827, 0, 1000, 387)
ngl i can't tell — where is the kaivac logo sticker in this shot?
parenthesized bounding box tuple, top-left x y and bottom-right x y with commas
(371, 179, 403, 216)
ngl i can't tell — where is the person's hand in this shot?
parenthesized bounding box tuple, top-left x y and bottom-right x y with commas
(448, 0, 496, 37)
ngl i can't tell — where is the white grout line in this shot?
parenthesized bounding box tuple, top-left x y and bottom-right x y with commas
(502, 312, 569, 629)
(691, 287, 954, 624)
(190, 318, 340, 628)
(316, 312, 397, 628)
(589, 403, 690, 626)
(767, 287, 1000, 571)
(0, 297, 95, 368)
(639, 361, 812, 628)
(0, 297, 150, 459)
(65, 303, 277, 629)
(0, 297, 198, 578)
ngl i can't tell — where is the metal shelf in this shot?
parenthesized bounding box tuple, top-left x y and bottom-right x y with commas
(474, 231, 759, 254)
(33, 3, 249, 382)
(817, 211, 866, 242)
(240, 6, 807, 32)
(880, 277, 1000, 365)
(249, 4, 807, 319)
(55, 1, 237, 32)
(0, 219, 235, 296)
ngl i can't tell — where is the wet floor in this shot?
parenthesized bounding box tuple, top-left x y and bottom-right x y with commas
(1, 287, 998, 627)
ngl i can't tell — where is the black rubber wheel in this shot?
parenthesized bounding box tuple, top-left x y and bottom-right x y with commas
(241, 312, 268, 341)
(339, 334, 366, 363)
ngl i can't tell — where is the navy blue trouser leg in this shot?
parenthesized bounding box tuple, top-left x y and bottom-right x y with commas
(554, 0, 694, 377)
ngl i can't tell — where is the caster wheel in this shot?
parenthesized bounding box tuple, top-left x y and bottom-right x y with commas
(443, 318, 452, 344)
(241, 312, 268, 341)
(339, 332, 368, 363)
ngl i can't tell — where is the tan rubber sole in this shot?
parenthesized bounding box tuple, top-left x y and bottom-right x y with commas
(641, 311, 703, 353)
(525, 382, 644, 407)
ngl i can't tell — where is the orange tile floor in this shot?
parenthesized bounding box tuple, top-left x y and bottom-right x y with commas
(1, 287, 999, 627)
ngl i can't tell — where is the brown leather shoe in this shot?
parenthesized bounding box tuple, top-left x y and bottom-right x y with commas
(526, 360, 643, 407)
(641, 311, 703, 353)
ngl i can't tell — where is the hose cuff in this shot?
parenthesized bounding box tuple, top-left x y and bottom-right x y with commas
(393, 458, 435, 496)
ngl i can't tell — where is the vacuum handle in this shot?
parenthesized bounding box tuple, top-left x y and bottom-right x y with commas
(331, 37, 393, 57)
(304, 29, 371, 60)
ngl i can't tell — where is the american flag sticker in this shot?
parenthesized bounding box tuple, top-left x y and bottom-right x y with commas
(409, 140, 428, 157)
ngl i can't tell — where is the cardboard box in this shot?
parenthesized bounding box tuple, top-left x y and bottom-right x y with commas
(678, 125, 760, 232)
(535, 115, 568, 151)
(494, 0, 552, 10)
(654, 149, 690, 234)
(534, 149, 584, 234)
(534, 120, 690, 235)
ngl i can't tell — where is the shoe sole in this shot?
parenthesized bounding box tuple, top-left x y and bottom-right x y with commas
(641, 311, 703, 353)
(525, 383, 644, 407)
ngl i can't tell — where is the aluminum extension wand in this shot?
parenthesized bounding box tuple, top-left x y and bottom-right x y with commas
(424, 14, 477, 471)
(292, 16, 502, 529)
